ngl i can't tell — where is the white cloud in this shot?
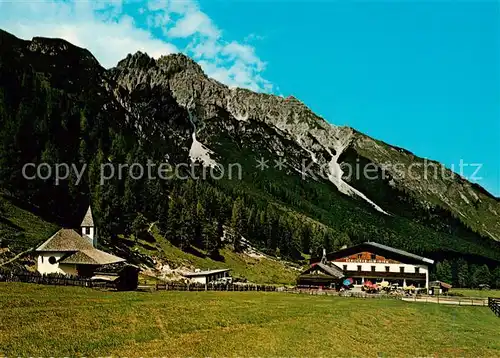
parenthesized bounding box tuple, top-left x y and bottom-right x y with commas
(160, 0, 272, 92)
(222, 41, 266, 71)
(0, 0, 273, 92)
(0, 1, 178, 68)
(168, 10, 220, 39)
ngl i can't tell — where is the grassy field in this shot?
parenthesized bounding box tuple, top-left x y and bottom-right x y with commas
(1, 283, 499, 357)
(448, 288, 500, 298)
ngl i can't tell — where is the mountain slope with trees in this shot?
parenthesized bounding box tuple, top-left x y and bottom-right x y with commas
(0, 29, 499, 287)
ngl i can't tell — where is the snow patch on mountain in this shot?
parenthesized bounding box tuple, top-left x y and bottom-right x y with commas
(325, 133, 389, 215)
(189, 132, 219, 168)
(185, 100, 219, 169)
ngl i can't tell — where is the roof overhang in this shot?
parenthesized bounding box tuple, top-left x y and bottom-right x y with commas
(311, 242, 434, 266)
(184, 269, 231, 277)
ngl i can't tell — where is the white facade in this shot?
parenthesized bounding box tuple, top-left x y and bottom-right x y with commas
(185, 270, 231, 285)
(333, 261, 430, 288)
(37, 205, 97, 276)
(80, 205, 96, 246)
(37, 252, 77, 276)
(81, 226, 95, 246)
(190, 276, 209, 285)
(335, 261, 429, 275)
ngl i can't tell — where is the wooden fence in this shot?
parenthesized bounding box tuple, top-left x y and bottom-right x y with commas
(488, 297, 500, 317)
(288, 289, 492, 306)
(401, 295, 488, 306)
(1, 272, 276, 292)
(155, 282, 278, 292)
(289, 288, 403, 299)
(0, 271, 91, 286)
(0, 271, 118, 289)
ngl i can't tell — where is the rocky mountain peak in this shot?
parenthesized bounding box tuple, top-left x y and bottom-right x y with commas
(28, 36, 100, 69)
(157, 53, 204, 75)
(116, 51, 156, 70)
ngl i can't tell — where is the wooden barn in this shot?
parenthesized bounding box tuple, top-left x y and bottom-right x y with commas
(428, 280, 452, 295)
(91, 263, 141, 291)
(297, 262, 344, 288)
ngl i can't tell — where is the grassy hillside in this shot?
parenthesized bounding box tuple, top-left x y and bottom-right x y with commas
(1, 283, 499, 357)
(0, 195, 57, 255)
(121, 226, 299, 285)
(0, 195, 298, 284)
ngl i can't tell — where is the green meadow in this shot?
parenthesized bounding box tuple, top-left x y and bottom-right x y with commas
(1, 283, 499, 357)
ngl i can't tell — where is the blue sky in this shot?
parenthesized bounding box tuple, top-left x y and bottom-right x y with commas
(1, 0, 498, 196)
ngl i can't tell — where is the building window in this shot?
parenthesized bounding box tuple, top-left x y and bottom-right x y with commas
(357, 253, 362, 259)
(370, 254, 376, 261)
(415, 267, 420, 274)
(385, 266, 390, 272)
(371, 266, 376, 272)
(48, 256, 57, 265)
(400, 267, 405, 273)
(357, 265, 362, 271)
(343, 265, 347, 271)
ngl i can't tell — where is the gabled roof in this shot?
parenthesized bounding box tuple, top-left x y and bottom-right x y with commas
(91, 274, 120, 282)
(316, 262, 344, 278)
(300, 262, 344, 279)
(36, 229, 94, 252)
(429, 281, 452, 289)
(81, 206, 94, 227)
(364, 242, 434, 264)
(36, 228, 126, 266)
(184, 269, 231, 277)
(59, 249, 125, 265)
(312, 242, 434, 265)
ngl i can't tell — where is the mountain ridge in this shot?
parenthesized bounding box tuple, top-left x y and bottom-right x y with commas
(109, 46, 500, 240)
(0, 29, 499, 277)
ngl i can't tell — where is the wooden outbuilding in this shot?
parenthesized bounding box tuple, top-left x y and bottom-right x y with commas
(428, 280, 452, 295)
(91, 263, 140, 291)
(297, 262, 344, 288)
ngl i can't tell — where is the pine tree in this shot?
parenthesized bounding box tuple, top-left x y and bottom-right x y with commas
(178, 201, 195, 249)
(203, 219, 220, 257)
(456, 258, 469, 288)
(230, 197, 245, 251)
(166, 196, 181, 246)
(231, 197, 245, 234)
(194, 200, 205, 245)
(131, 213, 149, 242)
(436, 260, 452, 284)
(471, 264, 491, 287)
(492, 267, 500, 289)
